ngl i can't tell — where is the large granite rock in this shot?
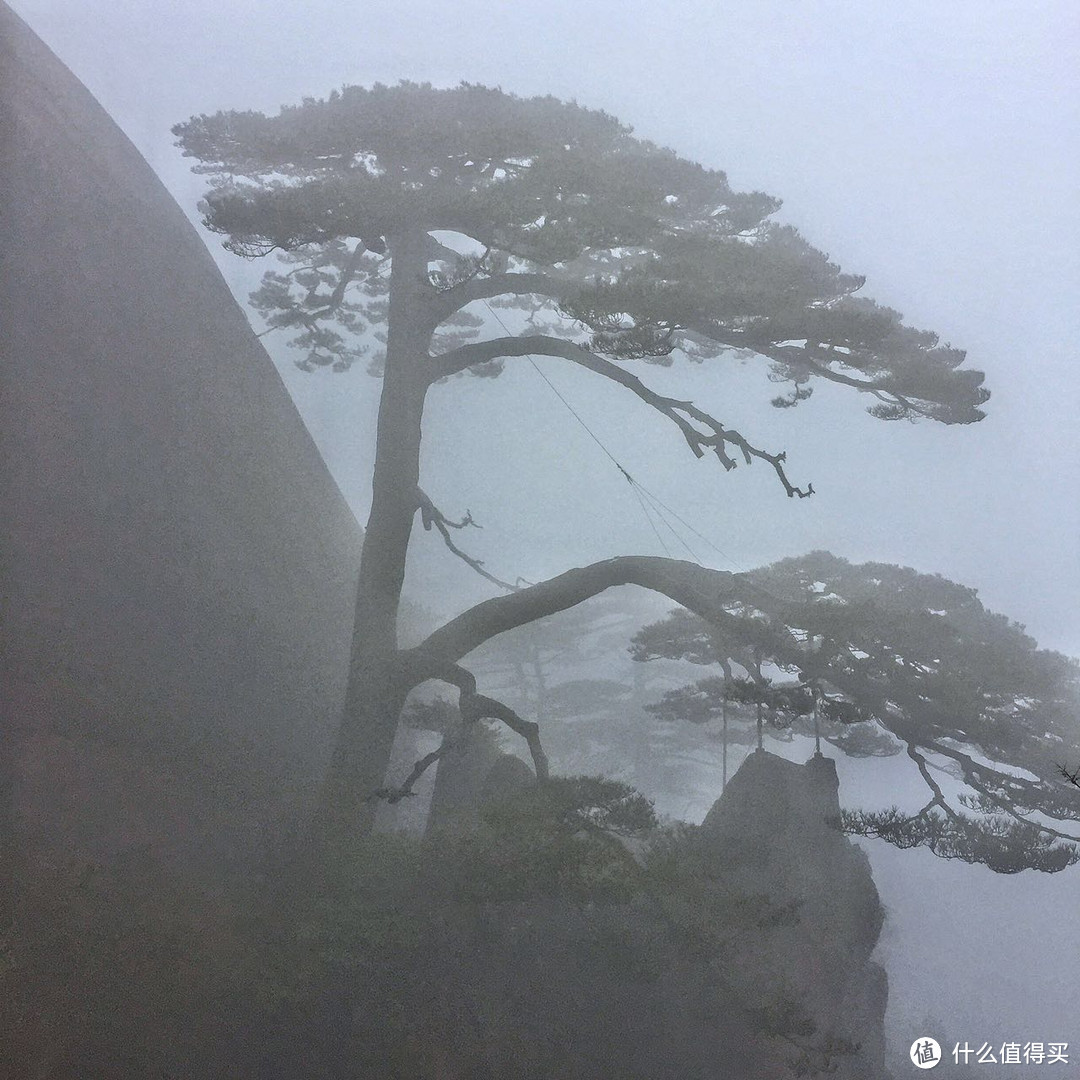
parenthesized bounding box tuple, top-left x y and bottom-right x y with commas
(698, 750, 890, 1078)
(425, 723, 535, 835)
(0, 1, 362, 869)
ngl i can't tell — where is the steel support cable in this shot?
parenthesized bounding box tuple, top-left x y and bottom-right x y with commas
(475, 300, 754, 576)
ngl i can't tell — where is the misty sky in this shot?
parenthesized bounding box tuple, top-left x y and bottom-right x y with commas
(15, 0, 1080, 658)
(12, 1, 1080, 1066)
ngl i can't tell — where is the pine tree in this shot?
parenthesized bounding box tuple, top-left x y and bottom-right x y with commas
(632, 552, 1080, 872)
(174, 83, 990, 841)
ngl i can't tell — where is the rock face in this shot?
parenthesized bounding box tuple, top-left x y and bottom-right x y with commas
(0, 2, 362, 868)
(699, 750, 890, 1079)
(425, 723, 535, 835)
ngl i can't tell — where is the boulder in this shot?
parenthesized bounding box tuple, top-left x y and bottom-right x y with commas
(698, 750, 890, 1078)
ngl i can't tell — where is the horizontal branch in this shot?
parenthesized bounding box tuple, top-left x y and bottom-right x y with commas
(430, 273, 562, 321)
(703, 329, 931, 417)
(433, 278, 941, 421)
(432, 335, 812, 496)
(425, 265, 951, 420)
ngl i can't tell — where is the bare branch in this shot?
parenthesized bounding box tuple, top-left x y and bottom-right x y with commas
(1059, 763, 1080, 789)
(415, 487, 519, 592)
(368, 742, 451, 804)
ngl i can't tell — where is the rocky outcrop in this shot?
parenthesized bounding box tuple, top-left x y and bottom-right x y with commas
(0, 1, 361, 868)
(0, 11, 366, 1071)
(698, 750, 890, 1078)
(426, 725, 535, 834)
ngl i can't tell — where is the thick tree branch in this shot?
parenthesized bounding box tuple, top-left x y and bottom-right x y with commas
(321, 241, 370, 315)
(406, 557, 742, 672)
(920, 739, 1080, 842)
(429, 272, 561, 321)
(403, 556, 1079, 848)
(435, 279, 939, 419)
(421, 232, 471, 265)
(432, 336, 813, 496)
(905, 744, 957, 819)
(429, 270, 920, 414)
(430, 663, 549, 781)
(847, 743, 1080, 869)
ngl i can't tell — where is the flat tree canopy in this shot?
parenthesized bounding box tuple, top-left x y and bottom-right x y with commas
(174, 82, 996, 841)
(632, 552, 1080, 872)
(176, 81, 987, 429)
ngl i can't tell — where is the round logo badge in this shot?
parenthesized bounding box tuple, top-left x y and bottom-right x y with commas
(910, 1037, 941, 1069)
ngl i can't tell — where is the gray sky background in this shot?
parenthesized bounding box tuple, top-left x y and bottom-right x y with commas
(12, 0, 1080, 1063)
(15, 0, 1080, 656)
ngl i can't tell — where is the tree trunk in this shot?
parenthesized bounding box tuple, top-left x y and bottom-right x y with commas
(319, 230, 431, 844)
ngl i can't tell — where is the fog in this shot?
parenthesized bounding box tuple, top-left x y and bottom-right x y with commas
(16, 0, 1080, 654)
(7, 1, 1079, 1075)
